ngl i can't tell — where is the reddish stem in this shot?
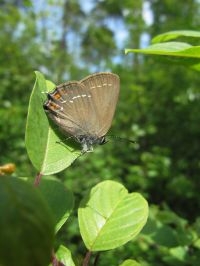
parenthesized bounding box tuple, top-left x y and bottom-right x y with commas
(52, 251, 65, 266)
(82, 251, 92, 266)
(34, 172, 43, 186)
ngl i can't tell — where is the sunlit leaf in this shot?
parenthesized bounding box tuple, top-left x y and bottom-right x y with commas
(125, 42, 200, 58)
(78, 180, 148, 251)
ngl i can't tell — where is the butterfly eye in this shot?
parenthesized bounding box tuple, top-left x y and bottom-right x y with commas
(76, 135, 85, 143)
(99, 136, 106, 145)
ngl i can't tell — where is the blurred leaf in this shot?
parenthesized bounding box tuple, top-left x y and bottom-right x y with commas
(151, 225, 178, 247)
(119, 259, 141, 266)
(169, 246, 188, 261)
(152, 30, 200, 43)
(0, 177, 54, 266)
(78, 180, 148, 251)
(25, 71, 81, 175)
(38, 177, 74, 233)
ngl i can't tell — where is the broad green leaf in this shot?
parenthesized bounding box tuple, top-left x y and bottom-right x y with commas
(38, 177, 74, 233)
(152, 30, 200, 43)
(51, 245, 75, 266)
(25, 71, 81, 175)
(78, 180, 148, 251)
(125, 42, 200, 58)
(0, 177, 54, 266)
(119, 259, 141, 266)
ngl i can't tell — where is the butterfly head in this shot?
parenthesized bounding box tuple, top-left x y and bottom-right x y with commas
(76, 135, 106, 153)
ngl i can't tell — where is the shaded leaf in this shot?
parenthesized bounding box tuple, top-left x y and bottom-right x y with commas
(0, 177, 54, 266)
(38, 177, 74, 233)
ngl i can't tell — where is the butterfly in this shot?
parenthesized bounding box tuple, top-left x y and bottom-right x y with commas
(43, 72, 120, 152)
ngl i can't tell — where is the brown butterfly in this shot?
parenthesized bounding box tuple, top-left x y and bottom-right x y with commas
(44, 72, 120, 152)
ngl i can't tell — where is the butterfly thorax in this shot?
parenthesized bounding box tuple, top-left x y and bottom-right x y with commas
(76, 135, 106, 153)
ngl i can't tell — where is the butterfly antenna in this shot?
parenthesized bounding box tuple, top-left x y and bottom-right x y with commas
(106, 135, 136, 144)
(56, 136, 77, 149)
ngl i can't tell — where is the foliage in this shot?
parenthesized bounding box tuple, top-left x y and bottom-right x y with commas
(1, 0, 200, 265)
(0, 177, 54, 266)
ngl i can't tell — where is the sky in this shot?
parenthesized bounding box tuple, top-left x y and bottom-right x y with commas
(32, 0, 153, 47)
(31, 0, 153, 66)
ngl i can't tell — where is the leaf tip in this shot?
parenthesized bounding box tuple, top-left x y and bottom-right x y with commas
(125, 49, 130, 54)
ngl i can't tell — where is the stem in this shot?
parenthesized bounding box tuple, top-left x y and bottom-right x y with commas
(34, 172, 43, 186)
(52, 253, 58, 266)
(52, 251, 65, 266)
(82, 251, 92, 266)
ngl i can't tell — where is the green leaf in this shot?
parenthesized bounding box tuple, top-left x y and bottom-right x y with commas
(52, 245, 75, 266)
(125, 42, 200, 58)
(78, 180, 148, 251)
(125, 42, 200, 71)
(38, 177, 74, 233)
(25, 71, 81, 175)
(119, 259, 142, 266)
(152, 30, 200, 43)
(169, 246, 188, 261)
(0, 177, 54, 266)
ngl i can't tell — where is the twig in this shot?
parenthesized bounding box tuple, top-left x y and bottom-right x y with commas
(82, 251, 92, 266)
(34, 172, 43, 186)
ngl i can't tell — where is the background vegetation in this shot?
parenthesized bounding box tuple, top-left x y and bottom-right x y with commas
(1, 0, 200, 265)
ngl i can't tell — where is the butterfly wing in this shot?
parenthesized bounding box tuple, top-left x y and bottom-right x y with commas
(44, 81, 96, 136)
(44, 72, 120, 138)
(80, 72, 120, 136)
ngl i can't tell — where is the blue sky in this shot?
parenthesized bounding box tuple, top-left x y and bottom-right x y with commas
(32, 0, 153, 47)
(31, 0, 153, 68)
